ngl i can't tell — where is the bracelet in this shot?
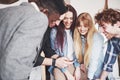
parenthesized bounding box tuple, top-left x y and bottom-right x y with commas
(52, 59, 56, 66)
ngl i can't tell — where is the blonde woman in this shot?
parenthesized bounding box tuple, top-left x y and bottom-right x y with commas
(74, 12, 104, 80)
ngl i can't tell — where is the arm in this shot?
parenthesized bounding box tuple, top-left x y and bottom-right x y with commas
(50, 27, 57, 53)
(100, 70, 109, 80)
(34, 27, 57, 67)
(73, 60, 81, 80)
(6, 13, 48, 80)
(43, 27, 57, 58)
(42, 57, 72, 68)
(88, 33, 104, 79)
(100, 39, 118, 80)
(74, 66, 81, 80)
(35, 27, 73, 69)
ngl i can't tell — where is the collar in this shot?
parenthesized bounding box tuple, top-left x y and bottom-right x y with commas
(30, 2, 40, 12)
(81, 35, 86, 41)
(0, 0, 27, 8)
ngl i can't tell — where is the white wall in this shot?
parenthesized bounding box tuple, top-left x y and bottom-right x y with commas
(70, 0, 120, 18)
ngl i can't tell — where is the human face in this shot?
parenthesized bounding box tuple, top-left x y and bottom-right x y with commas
(63, 11, 73, 29)
(98, 22, 115, 39)
(48, 13, 60, 28)
(77, 22, 89, 36)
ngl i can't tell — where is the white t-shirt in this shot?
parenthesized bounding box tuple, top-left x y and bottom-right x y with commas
(65, 29, 74, 60)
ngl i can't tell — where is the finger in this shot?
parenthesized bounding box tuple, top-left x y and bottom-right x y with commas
(59, 13, 65, 20)
(65, 61, 73, 65)
(62, 57, 69, 60)
(63, 57, 73, 62)
(61, 64, 67, 68)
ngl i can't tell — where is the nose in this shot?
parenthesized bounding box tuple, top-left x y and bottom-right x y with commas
(67, 18, 72, 23)
(98, 27, 105, 33)
(81, 26, 86, 31)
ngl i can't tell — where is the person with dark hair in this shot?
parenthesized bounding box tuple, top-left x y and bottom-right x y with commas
(95, 8, 120, 80)
(29, 0, 69, 79)
(0, 0, 73, 80)
(49, 5, 80, 80)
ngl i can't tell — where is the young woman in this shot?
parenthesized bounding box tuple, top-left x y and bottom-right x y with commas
(49, 5, 80, 80)
(74, 12, 104, 80)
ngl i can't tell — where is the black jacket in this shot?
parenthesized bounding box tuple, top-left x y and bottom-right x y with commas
(34, 27, 56, 67)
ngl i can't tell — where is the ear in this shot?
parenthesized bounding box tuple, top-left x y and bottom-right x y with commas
(41, 9, 49, 16)
(114, 21, 120, 28)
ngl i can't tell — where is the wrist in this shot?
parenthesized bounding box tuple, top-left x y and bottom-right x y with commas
(52, 58, 56, 66)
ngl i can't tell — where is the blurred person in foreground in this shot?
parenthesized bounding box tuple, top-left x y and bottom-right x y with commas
(0, 0, 73, 80)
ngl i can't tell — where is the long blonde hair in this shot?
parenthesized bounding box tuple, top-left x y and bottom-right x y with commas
(74, 12, 97, 67)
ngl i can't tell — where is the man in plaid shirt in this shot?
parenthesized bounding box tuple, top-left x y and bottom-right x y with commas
(95, 8, 120, 80)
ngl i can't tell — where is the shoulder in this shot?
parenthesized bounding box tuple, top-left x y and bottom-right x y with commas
(93, 32, 104, 41)
(51, 27, 57, 34)
(50, 28, 57, 40)
(0, 2, 48, 23)
(50, 27, 58, 39)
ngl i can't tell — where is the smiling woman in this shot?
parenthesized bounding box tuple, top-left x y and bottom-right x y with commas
(74, 12, 104, 80)
(0, 0, 18, 4)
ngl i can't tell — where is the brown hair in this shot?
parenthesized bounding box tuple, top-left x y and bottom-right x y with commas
(95, 8, 120, 26)
(29, 0, 67, 15)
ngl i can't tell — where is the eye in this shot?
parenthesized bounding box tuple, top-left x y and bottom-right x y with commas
(70, 17, 73, 20)
(64, 17, 68, 20)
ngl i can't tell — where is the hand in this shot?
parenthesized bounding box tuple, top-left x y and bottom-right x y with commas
(56, 14, 65, 26)
(59, 13, 65, 20)
(74, 67, 81, 80)
(80, 64, 86, 73)
(51, 54, 59, 59)
(55, 57, 73, 68)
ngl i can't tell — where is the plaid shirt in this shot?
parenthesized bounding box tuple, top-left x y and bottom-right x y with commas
(103, 37, 120, 72)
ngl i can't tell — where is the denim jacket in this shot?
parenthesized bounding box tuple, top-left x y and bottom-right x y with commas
(49, 27, 80, 73)
(82, 32, 104, 79)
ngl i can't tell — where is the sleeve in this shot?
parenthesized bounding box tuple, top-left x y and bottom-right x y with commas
(34, 28, 57, 67)
(50, 28, 59, 54)
(88, 33, 104, 79)
(33, 55, 45, 67)
(6, 13, 48, 78)
(103, 40, 118, 72)
(43, 29, 56, 57)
